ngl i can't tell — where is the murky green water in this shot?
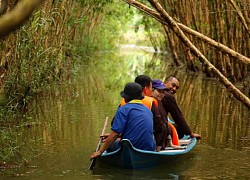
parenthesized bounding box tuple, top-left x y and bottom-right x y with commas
(1, 48, 249, 179)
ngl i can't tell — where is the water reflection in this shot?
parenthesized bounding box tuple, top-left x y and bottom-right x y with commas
(91, 152, 197, 180)
(173, 73, 249, 151)
(0, 49, 249, 179)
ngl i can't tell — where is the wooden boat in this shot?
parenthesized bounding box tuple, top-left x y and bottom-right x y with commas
(97, 136, 197, 169)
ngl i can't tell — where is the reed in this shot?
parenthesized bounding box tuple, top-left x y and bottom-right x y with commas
(158, 0, 249, 82)
(0, 0, 113, 112)
(0, 0, 113, 163)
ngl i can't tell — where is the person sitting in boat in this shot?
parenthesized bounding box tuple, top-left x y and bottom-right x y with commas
(90, 82, 156, 159)
(151, 79, 180, 148)
(133, 75, 167, 151)
(109, 75, 168, 151)
(162, 75, 201, 139)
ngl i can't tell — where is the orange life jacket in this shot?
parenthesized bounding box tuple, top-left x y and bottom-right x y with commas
(120, 96, 158, 109)
(168, 122, 180, 146)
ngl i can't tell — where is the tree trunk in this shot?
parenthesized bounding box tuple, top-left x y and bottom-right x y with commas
(163, 25, 180, 66)
(122, 0, 250, 65)
(0, 0, 8, 16)
(122, 0, 250, 108)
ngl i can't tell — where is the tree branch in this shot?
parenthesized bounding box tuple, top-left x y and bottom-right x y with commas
(228, 0, 249, 35)
(122, 0, 250, 108)
(0, 0, 41, 38)
(122, 0, 250, 65)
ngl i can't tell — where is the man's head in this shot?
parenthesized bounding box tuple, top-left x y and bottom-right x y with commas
(164, 75, 180, 94)
(120, 82, 144, 102)
(152, 79, 167, 100)
(134, 75, 152, 96)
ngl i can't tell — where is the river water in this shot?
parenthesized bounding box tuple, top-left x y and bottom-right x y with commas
(1, 48, 249, 179)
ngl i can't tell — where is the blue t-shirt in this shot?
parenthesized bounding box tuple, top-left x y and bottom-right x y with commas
(111, 101, 156, 151)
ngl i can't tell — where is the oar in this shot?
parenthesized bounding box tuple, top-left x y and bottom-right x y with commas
(89, 116, 109, 170)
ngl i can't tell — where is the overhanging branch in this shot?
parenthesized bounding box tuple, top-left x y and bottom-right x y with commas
(0, 0, 41, 38)
(122, 0, 250, 65)
(122, 0, 250, 109)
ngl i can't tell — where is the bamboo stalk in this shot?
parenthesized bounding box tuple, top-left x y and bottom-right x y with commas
(122, 0, 250, 65)
(228, 0, 249, 35)
(122, 0, 250, 108)
(149, 0, 250, 108)
(163, 25, 180, 66)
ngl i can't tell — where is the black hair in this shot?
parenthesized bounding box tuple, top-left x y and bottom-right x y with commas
(134, 75, 152, 88)
(164, 75, 179, 83)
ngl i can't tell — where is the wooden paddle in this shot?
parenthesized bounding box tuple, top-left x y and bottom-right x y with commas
(89, 116, 109, 170)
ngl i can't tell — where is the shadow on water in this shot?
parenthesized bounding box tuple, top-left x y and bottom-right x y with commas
(0, 48, 249, 179)
(90, 144, 250, 179)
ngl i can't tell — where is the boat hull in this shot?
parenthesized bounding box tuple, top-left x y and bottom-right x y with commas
(98, 137, 197, 169)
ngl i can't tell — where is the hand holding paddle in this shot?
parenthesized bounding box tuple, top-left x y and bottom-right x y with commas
(89, 116, 109, 170)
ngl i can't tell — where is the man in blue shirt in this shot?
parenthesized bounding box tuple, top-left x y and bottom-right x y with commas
(90, 82, 156, 159)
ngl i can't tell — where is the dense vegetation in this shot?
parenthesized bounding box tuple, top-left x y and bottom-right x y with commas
(0, 0, 116, 163)
(0, 0, 160, 163)
(0, 0, 249, 164)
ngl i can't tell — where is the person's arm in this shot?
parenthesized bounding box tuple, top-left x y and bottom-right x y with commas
(162, 92, 201, 139)
(151, 103, 165, 133)
(190, 133, 201, 139)
(162, 93, 192, 135)
(90, 130, 119, 159)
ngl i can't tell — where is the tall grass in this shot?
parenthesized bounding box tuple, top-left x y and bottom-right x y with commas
(0, 0, 114, 163)
(0, 0, 113, 112)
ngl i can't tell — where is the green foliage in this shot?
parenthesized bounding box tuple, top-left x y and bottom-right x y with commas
(0, 0, 120, 163)
(0, 0, 168, 164)
(0, 0, 167, 112)
(74, 2, 121, 56)
(0, 129, 19, 162)
(2, 3, 77, 111)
